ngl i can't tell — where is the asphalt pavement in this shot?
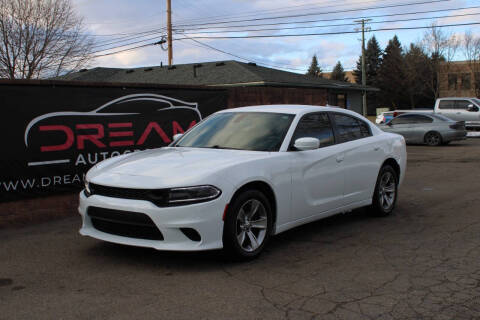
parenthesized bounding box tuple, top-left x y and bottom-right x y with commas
(1, 139, 480, 320)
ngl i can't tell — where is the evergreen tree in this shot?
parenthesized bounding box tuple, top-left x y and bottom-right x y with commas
(377, 35, 408, 108)
(330, 61, 348, 82)
(306, 55, 323, 77)
(353, 35, 382, 85)
(404, 44, 435, 108)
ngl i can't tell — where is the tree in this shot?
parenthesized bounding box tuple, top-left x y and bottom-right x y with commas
(404, 44, 434, 108)
(420, 24, 460, 99)
(330, 61, 348, 81)
(462, 31, 480, 97)
(306, 54, 322, 77)
(0, 0, 93, 79)
(353, 35, 383, 85)
(377, 35, 408, 108)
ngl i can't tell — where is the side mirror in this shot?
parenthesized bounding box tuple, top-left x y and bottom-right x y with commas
(173, 133, 184, 141)
(293, 137, 320, 151)
(467, 104, 479, 112)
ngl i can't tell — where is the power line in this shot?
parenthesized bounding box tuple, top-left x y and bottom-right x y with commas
(173, 0, 452, 28)
(179, 33, 308, 72)
(173, 21, 480, 40)
(172, 0, 404, 25)
(180, 12, 480, 35)
(173, 5, 480, 31)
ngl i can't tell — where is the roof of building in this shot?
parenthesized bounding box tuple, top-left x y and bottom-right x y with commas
(56, 60, 377, 91)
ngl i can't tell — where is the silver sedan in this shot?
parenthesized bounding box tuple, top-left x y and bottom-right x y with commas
(378, 113, 467, 146)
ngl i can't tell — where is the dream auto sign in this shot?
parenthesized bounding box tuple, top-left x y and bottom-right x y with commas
(0, 83, 227, 201)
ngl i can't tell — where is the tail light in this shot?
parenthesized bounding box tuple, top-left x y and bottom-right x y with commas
(450, 121, 465, 130)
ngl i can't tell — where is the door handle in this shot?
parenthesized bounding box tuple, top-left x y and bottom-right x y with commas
(374, 146, 380, 151)
(336, 154, 344, 163)
(456, 112, 461, 114)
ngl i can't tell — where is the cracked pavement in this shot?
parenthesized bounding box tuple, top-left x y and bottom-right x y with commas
(1, 139, 480, 319)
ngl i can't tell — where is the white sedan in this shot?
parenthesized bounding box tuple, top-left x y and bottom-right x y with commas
(79, 105, 406, 260)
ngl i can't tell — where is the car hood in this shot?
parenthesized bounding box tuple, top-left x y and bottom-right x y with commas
(87, 147, 272, 188)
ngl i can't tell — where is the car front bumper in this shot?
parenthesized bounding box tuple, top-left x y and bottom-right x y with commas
(78, 191, 227, 251)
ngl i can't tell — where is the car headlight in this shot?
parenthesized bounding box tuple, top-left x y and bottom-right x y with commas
(148, 185, 221, 206)
(167, 185, 221, 205)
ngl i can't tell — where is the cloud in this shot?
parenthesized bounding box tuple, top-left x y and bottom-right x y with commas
(73, 0, 480, 73)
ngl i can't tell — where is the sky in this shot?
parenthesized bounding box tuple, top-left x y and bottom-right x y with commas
(73, 0, 480, 73)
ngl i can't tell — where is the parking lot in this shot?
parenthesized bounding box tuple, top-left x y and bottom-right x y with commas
(1, 139, 480, 320)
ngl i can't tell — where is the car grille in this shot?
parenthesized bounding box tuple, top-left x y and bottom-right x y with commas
(88, 206, 164, 240)
(89, 183, 168, 206)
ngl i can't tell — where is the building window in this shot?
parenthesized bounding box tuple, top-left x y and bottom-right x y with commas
(448, 73, 458, 90)
(461, 73, 471, 90)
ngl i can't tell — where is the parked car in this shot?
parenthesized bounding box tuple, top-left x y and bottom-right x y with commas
(376, 109, 434, 124)
(79, 105, 406, 260)
(434, 97, 480, 129)
(375, 111, 395, 124)
(378, 113, 466, 146)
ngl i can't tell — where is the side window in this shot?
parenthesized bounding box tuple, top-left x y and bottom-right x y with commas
(333, 114, 371, 143)
(439, 100, 455, 110)
(291, 113, 335, 148)
(455, 100, 471, 110)
(410, 115, 433, 123)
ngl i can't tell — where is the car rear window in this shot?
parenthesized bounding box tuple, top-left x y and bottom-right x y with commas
(333, 114, 371, 143)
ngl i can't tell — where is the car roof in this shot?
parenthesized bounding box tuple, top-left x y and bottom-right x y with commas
(396, 112, 433, 117)
(219, 104, 353, 115)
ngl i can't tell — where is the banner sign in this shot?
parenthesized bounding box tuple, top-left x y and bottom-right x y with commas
(0, 82, 228, 201)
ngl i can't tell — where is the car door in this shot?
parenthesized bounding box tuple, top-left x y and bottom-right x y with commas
(331, 113, 382, 205)
(382, 115, 416, 142)
(404, 114, 434, 144)
(436, 100, 457, 120)
(289, 112, 345, 221)
(456, 99, 480, 124)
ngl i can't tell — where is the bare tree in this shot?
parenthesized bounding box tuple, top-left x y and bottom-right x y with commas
(420, 24, 460, 99)
(462, 31, 480, 97)
(0, 0, 93, 79)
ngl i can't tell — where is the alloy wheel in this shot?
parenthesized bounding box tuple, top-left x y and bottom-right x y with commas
(236, 199, 268, 252)
(378, 171, 396, 211)
(426, 132, 441, 146)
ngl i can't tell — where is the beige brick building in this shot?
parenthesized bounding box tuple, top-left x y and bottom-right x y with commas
(438, 61, 479, 98)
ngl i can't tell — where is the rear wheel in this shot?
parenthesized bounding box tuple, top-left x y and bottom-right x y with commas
(425, 131, 442, 146)
(223, 190, 272, 261)
(369, 165, 398, 216)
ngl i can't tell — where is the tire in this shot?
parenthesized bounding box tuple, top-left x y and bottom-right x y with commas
(223, 189, 273, 261)
(369, 165, 398, 217)
(424, 131, 442, 146)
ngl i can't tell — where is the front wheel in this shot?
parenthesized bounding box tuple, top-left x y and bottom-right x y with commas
(369, 165, 398, 216)
(223, 190, 272, 261)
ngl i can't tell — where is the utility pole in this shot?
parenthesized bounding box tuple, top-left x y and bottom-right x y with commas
(355, 18, 371, 117)
(167, 0, 173, 66)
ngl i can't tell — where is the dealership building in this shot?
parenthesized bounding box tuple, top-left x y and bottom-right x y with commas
(58, 60, 376, 114)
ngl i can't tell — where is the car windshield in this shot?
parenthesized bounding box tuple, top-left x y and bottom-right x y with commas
(474, 98, 480, 105)
(174, 112, 295, 151)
